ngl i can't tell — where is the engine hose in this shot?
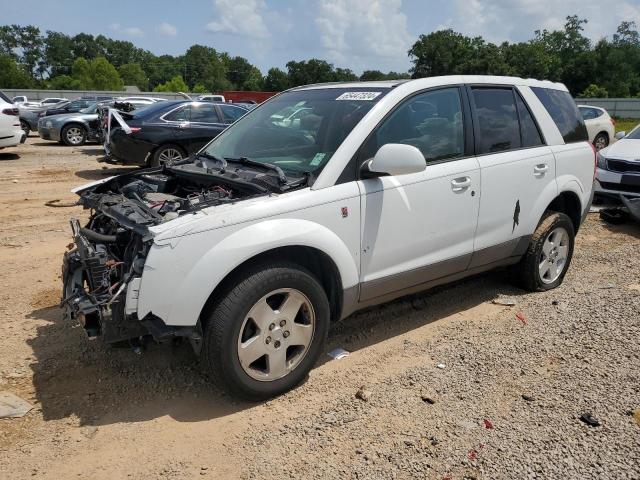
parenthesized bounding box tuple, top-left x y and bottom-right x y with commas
(79, 227, 118, 243)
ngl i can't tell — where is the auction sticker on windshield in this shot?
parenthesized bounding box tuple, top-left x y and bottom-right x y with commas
(336, 92, 382, 101)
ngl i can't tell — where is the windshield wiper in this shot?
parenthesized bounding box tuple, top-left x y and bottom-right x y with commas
(225, 156, 288, 185)
(195, 152, 228, 172)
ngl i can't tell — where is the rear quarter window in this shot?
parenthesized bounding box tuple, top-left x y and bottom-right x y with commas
(532, 87, 588, 143)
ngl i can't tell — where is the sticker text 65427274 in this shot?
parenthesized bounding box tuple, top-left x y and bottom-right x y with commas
(335, 92, 382, 101)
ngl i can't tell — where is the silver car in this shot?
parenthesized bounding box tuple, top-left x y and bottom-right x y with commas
(37, 103, 102, 146)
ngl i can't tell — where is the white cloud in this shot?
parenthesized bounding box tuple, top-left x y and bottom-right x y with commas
(206, 0, 270, 39)
(447, 0, 640, 43)
(109, 23, 144, 38)
(314, 0, 412, 71)
(157, 22, 177, 37)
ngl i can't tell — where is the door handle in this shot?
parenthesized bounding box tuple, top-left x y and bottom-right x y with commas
(451, 176, 471, 191)
(534, 163, 549, 175)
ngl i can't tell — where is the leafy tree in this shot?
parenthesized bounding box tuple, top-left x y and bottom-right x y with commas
(360, 70, 386, 81)
(334, 67, 358, 82)
(579, 84, 608, 98)
(48, 74, 81, 90)
(191, 84, 208, 93)
(183, 45, 228, 91)
(153, 75, 189, 92)
(71, 57, 92, 88)
(286, 59, 335, 86)
(0, 54, 34, 88)
(89, 57, 123, 90)
(264, 67, 289, 91)
(44, 31, 75, 77)
(118, 63, 148, 90)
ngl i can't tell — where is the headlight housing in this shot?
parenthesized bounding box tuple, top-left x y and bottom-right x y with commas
(45, 120, 52, 128)
(596, 152, 607, 170)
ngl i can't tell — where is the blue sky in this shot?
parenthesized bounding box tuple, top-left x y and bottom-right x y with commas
(3, 0, 639, 74)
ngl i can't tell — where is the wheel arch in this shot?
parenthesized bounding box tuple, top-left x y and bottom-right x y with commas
(200, 245, 344, 326)
(544, 190, 582, 233)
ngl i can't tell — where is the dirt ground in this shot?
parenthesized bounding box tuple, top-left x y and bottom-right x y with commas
(0, 137, 639, 479)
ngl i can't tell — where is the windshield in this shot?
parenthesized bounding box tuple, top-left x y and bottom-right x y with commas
(203, 87, 390, 176)
(80, 102, 99, 114)
(625, 124, 640, 140)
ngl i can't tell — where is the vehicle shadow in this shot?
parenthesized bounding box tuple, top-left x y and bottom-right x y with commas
(0, 152, 20, 160)
(26, 269, 524, 427)
(79, 147, 106, 157)
(75, 166, 139, 180)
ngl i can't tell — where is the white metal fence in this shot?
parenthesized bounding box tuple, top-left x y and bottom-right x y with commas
(576, 98, 640, 118)
(2, 88, 188, 101)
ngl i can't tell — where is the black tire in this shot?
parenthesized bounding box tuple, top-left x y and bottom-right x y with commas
(20, 120, 30, 136)
(201, 262, 330, 400)
(593, 132, 609, 151)
(150, 144, 186, 167)
(61, 123, 87, 146)
(514, 212, 575, 292)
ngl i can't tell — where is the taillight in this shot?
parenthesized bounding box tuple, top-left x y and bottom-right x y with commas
(2, 108, 19, 116)
(610, 117, 616, 126)
(588, 141, 597, 181)
(129, 127, 141, 133)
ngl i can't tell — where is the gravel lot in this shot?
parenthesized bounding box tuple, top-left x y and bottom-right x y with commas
(0, 137, 639, 479)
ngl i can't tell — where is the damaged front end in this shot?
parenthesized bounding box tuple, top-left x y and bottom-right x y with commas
(61, 159, 295, 346)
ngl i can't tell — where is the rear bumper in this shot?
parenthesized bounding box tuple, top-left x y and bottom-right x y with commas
(38, 125, 61, 142)
(107, 131, 153, 165)
(0, 129, 24, 148)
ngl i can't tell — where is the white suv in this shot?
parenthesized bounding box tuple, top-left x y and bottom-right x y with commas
(63, 76, 595, 399)
(0, 92, 26, 150)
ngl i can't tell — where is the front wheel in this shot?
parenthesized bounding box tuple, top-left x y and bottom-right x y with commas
(61, 124, 87, 146)
(202, 263, 330, 400)
(514, 212, 575, 291)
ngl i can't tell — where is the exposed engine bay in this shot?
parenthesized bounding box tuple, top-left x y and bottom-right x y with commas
(61, 158, 308, 346)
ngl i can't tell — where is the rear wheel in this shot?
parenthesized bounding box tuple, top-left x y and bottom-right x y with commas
(150, 144, 186, 167)
(202, 263, 330, 400)
(514, 212, 575, 291)
(61, 124, 87, 146)
(593, 132, 609, 151)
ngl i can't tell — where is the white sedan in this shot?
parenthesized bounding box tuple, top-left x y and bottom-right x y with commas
(578, 105, 616, 150)
(596, 124, 640, 198)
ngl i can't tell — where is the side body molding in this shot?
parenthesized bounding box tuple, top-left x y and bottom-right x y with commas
(136, 219, 360, 327)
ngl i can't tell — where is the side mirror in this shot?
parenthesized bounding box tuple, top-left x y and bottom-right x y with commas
(363, 143, 426, 177)
(615, 131, 626, 140)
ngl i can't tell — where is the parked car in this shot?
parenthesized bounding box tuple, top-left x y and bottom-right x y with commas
(106, 100, 248, 166)
(595, 124, 640, 198)
(40, 96, 113, 118)
(197, 94, 226, 102)
(38, 99, 157, 146)
(0, 91, 26, 149)
(40, 97, 68, 105)
(578, 105, 616, 150)
(62, 76, 594, 400)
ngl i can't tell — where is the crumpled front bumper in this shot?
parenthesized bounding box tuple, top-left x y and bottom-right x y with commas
(61, 219, 146, 342)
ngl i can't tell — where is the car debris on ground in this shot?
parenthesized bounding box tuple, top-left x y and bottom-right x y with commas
(0, 391, 33, 418)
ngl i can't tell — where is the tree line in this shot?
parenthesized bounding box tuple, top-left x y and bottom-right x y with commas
(0, 16, 638, 97)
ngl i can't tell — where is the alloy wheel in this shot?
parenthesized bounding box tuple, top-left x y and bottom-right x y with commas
(539, 226, 570, 284)
(66, 127, 84, 145)
(237, 288, 315, 381)
(594, 135, 608, 151)
(157, 148, 183, 165)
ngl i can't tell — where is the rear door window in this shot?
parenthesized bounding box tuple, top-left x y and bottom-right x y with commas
(190, 104, 220, 123)
(219, 105, 246, 123)
(164, 105, 190, 122)
(515, 92, 544, 147)
(532, 87, 588, 143)
(471, 88, 521, 154)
